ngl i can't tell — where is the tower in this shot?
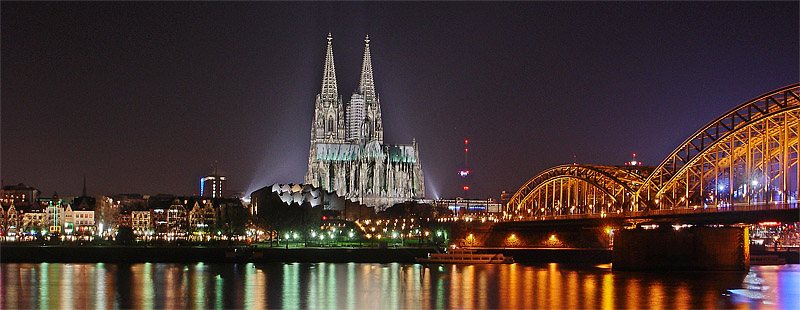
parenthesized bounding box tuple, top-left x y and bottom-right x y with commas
(306, 33, 346, 186)
(312, 33, 345, 143)
(350, 35, 383, 144)
(201, 162, 226, 198)
(459, 139, 470, 198)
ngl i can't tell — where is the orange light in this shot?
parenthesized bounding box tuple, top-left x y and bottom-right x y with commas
(759, 221, 781, 226)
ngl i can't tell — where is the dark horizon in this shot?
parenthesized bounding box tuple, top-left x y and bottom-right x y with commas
(2, 2, 798, 199)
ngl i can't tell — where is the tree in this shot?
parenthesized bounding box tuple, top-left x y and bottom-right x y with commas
(116, 226, 135, 245)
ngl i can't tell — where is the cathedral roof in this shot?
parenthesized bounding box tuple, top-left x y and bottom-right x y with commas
(316, 143, 362, 161)
(386, 145, 417, 163)
(364, 140, 383, 158)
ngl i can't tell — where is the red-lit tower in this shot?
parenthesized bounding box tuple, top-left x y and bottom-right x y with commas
(458, 139, 470, 198)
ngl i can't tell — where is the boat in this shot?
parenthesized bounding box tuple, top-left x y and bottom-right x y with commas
(750, 254, 786, 265)
(416, 248, 514, 264)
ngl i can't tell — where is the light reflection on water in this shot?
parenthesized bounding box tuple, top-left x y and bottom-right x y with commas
(0, 262, 797, 309)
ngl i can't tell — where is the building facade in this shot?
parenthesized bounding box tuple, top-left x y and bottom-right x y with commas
(1, 183, 40, 206)
(304, 34, 424, 209)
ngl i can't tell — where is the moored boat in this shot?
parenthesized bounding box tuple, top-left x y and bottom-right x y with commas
(750, 254, 786, 265)
(416, 248, 514, 264)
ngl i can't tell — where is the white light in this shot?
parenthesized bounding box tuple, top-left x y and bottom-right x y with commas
(751, 180, 758, 186)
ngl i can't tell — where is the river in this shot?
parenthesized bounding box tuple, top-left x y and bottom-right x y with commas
(1, 263, 797, 309)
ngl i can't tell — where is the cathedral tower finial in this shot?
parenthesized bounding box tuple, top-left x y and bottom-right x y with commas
(320, 33, 338, 101)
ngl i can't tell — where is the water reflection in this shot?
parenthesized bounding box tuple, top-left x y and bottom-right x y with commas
(1, 262, 797, 309)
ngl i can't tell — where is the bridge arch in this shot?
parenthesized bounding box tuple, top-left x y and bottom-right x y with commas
(507, 165, 653, 219)
(636, 84, 800, 210)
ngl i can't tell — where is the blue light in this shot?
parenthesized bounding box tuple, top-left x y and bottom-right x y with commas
(200, 178, 205, 196)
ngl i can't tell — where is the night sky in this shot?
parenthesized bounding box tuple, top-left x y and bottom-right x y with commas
(2, 2, 798, 200)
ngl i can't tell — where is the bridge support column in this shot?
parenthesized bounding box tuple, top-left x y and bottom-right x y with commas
(612, 226, 749, 271)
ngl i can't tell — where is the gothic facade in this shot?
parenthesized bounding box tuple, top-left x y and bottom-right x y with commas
(305, 34, 425, 209)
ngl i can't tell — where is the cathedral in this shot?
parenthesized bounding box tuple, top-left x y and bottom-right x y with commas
(305, 34, 425, 209)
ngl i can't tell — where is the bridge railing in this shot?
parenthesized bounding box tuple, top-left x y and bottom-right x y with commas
(637, 202, 798, 217)
(514, 202, 797, 221)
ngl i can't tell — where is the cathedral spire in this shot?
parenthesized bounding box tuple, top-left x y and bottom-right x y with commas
(358, 34, 376, 103)
(320, 32, 338, 101)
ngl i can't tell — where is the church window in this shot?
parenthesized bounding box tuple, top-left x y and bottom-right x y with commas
(328, 116, 334, 132)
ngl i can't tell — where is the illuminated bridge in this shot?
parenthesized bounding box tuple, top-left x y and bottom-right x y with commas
(507, 84, 800, 224)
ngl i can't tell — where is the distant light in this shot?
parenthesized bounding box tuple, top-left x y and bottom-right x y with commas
(464, 140, 468, 144)
(458, 170, 470, 177)
(463, 186, 470, 191)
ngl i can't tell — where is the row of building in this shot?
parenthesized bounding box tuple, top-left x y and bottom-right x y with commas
(0, 183, 249, 241)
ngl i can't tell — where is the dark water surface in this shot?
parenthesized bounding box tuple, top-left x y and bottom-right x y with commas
(1, 262, 797, 309)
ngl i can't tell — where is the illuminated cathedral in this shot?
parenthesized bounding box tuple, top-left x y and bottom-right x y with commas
(304, 34, 424, 209)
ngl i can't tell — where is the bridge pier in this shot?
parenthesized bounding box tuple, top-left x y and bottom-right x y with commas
(612, 226, 749, 271)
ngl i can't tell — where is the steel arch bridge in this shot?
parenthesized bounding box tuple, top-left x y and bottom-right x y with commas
(506, 164, 654, 220)
(508, 84, 800, 220)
